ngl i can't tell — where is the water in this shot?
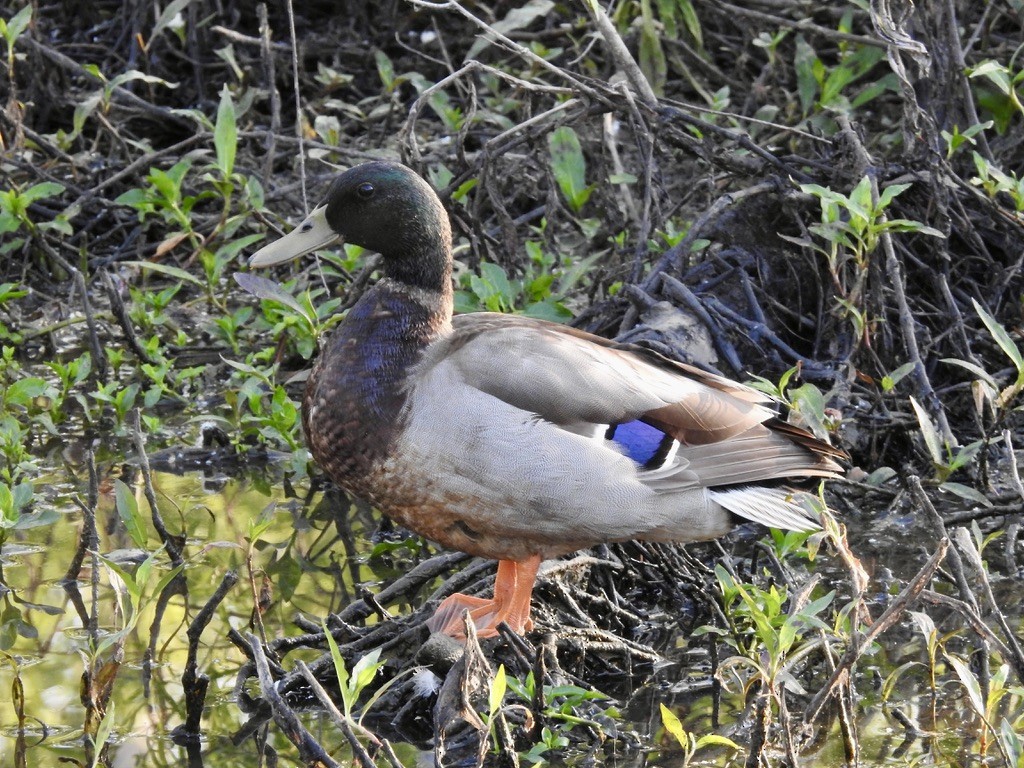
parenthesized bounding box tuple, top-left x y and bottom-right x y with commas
(0, 444, 1018, 766)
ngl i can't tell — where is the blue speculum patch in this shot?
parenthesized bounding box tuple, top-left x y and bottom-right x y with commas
(605, 420, 674, 469)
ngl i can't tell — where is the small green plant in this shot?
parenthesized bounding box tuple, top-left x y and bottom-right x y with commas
(0, 182, 71, 256)
(547, 126, 593, 214)
(967, 59, 1024, 132)
(659, 703, 740, 765)
(454, 242, 600, 322)
(879, 361, 916, 393)
(970, 152, 1024, 212)
(699, 566, 834, 708)
(503, 670, 617, 760)
(944, 299, 1024, 417)
(787, 176, 943, 348)
(90, 380, 140, 430)
(45, 352, 92, 414)
(0, 348, 59, 481)
(0, 481, 49, 557)
(0, 5, 32, 82)
(946, 657, 1024, 760)
(941, 121, 992, 159)
(113, 478, 150, 550)
(213, 305, 254, 355)
(747, 365, 834, 442)
(484, 663, 508, 754)
(793, 30, 894, 121)
(70, 65, 177, 145)
(116, 159, 197, 235)
(909, 396, 988, 505)
(323, 629, 402, 736)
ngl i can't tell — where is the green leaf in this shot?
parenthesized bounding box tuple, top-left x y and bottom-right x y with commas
(876, 182, 912, 209)
(351, 648, 382, 694)
(881, 361, 917, 392)
(941, 357, 999, 388)
(89, 700, 116, 768)
(152, 0, 193, 39)
(215, 84, 237, 179)
(909, 396, 944, 465)
(547, 126, 591, 213)
(694, 733, 741, 751)
(109, 69, 177, 90)
(947, 655, 986, 715)
(323, 621, 353, 716)
(114, 479, 148, 549)
(3, 5, 33, 44)
(659, 703, 688, 748)
(233, 272, 316, 331)
(638, 0, 666, 96)
(972, 298, 1024, 373)
(4, 377, 49, 407)
(214, 233, 264, 262)
(675, 0, 703, 47)
(20, 182, 65, 205)
(969, 60, 1013, 96)
(939, 482, 993, 507)
(793, 36, 819, 114)
(374, 49, 395, 91)
(11, 482, 33, 511)
(489, 664, 507, 715)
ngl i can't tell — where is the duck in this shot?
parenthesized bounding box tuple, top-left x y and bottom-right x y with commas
(248, 160, 845, 639)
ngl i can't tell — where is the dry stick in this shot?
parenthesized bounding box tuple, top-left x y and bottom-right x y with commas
(257, 4, 281, 188)
(64, 449, 99, 584)
(949, 525, 1024, 682)
(100, 270, 156, 364)
(658, 276, 745, 373)
(580, 0, 657, 107)
(247, 634, 343, 768)
(716, 2, 887, 49)
(869, 0, 932, 145)
(937, 0, 994, 160)
(907, 476, 980, 614)
(919, 590, 1018, 664)
(620, 179, 777, 339)
(411, 0, 602, 100)
(273, 552, 471, 690)
(37, 242, 109, 383)
(284, 0, 306, 212)
(87, 135, 206, 201)
(603, 112, 639, 224)
(836, 113, 957, 447)
(803, 537, 949, 725)
(176, 570, 240, 738)
(641, 180, 778, 295)
(129, 409, 184, 567)
(1002, 430, 1024, 573)
(296, 662, 406, 768)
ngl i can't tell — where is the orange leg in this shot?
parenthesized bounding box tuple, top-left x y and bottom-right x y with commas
(427, 555, 542, 639)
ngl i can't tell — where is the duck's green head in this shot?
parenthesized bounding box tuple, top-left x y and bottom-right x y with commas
(250, 161, 452, 288)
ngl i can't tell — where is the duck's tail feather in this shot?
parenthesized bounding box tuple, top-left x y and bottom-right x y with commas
(709, 485, 822, 531)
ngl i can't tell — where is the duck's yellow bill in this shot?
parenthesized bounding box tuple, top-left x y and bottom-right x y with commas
(249, 204, 340, 267)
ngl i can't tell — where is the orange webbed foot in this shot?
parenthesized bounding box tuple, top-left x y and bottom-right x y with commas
(426, 556, 541, 640)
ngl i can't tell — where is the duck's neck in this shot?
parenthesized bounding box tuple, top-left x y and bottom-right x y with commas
(380, 209, 454, 302)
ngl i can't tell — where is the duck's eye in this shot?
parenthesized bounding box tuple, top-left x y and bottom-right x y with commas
(357, 182, 375, 199)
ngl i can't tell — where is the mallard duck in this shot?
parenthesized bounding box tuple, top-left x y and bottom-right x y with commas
(249, 161, 845, 639)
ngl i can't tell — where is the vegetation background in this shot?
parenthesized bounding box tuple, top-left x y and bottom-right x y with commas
(1, 0, 1023, 766)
